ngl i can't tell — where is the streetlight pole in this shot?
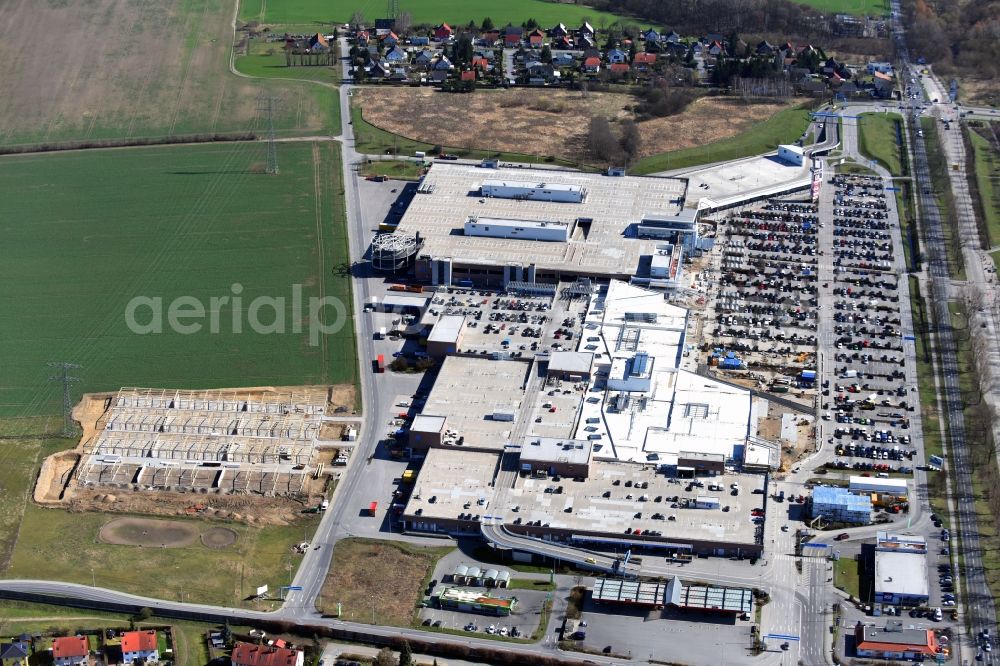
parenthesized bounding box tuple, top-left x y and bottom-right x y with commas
(370, 594, 376, 624)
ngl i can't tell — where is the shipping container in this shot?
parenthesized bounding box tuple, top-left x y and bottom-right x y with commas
(368, 501, 378, 516)
(376, 354, 386, 373)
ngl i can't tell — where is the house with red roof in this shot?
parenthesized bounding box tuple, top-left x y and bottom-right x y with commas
(527, 28, 545, 46)
(609, 62, 631, 76)
(231, 642, 304, 666)
(854, 623, 939, 660)
(120, 630, 158, 665)
(460, 69, 476, 82)
(52, 636, 89, 666)
(503, 26, 523, 47)
(632, 52, 657, 71)
(434, 23, 452, 40)
(582, 56, 601, 73)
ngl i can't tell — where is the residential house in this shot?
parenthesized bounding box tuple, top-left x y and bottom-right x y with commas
(0, 642, 27, 666)
(707, 40, 726, 56)
(374, 18, 395, 31)
(231, 642, 304, 666)
(368, 60, 388, 79)
(527, 28, 545, 47)
(528, 68, 559, 85)
(388, 66, 408, 81)
(552, 35, 573, 50)
(413, 49, 436, 67)
(410, 35, 429, 46)
(867, 61, 893, 75)
(551, 52, 575, 67)
(632, 52, 657, 71)
(606, 48, 627, 64)
(382, 31, 399, 47)
(434, 23, 453, 41)
(582, 56, 601, 73)
(460, 69, 477, 82)
(609, 62, 631, 76)
(479, 29, 500, 46)
(308, 33, 330, 52)
(873, 70, 895, 97)
(577, 34, 596, 49)
(385, 46, 407, 62)
(664, 30, 681, 44)
(822, 57, 842, 76)
(52, 637, 89, 666)
(471, 55, 491, 71)
(527, 61, 557, 79)
(430, 70, 449, 83)
(355, 30, 370, 46)
(120, 631, 158, 665)
(642, 28, 660, 43)
(433, 55, 454, 70)
(550, 23, 568, 38)
(579, 22, 595, 38)
(705, 32, 725, 44)
(503, 26, 523, 47)
(755, 40, 774, 55)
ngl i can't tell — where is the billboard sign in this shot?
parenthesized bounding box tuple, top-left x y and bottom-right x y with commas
(256, 585, 269, 597)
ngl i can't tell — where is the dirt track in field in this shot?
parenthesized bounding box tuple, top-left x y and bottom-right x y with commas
(355, 87, 794, 164)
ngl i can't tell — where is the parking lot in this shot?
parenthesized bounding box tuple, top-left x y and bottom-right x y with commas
(571, 600, 752, 663)
(703, 198, 821, 395)
(819, 175, 920, 485)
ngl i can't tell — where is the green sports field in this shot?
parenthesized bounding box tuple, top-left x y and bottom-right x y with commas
(0, 141, 356, 419)
(793, 0, 889, 15)
(239, 0, 628, 28)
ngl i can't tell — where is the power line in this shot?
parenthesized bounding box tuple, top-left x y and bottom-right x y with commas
(48, 361, 81, 437)
(386, 0, 399, 21)
(257, 94, 280, 175)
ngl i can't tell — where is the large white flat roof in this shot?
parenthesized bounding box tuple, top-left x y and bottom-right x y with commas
(875, 549, 929, 598)
(428, 314, 465, 344)
(572, 281, 752, 463)
(397, 163, 687, 276)
(469, 216, 568, 229)
(419, 356, 529, 451)
(482, 179, 582, 193)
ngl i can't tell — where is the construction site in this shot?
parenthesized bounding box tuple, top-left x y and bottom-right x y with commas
(34, 386, 357, 525)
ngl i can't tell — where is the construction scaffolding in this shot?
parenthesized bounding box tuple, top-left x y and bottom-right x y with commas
(113, 387, 328, 414)
(74, 386, 327, 497)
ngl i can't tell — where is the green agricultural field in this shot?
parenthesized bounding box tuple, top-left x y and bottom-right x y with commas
(0, 435, 54, 570)
(857, 112, 903, 175)
(0, 141, 356, 419)
(631, 105, 814, 174)
(792, 0, 889, 16)
(239, 0, 628, 29)
(0, 0, 338, 147)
